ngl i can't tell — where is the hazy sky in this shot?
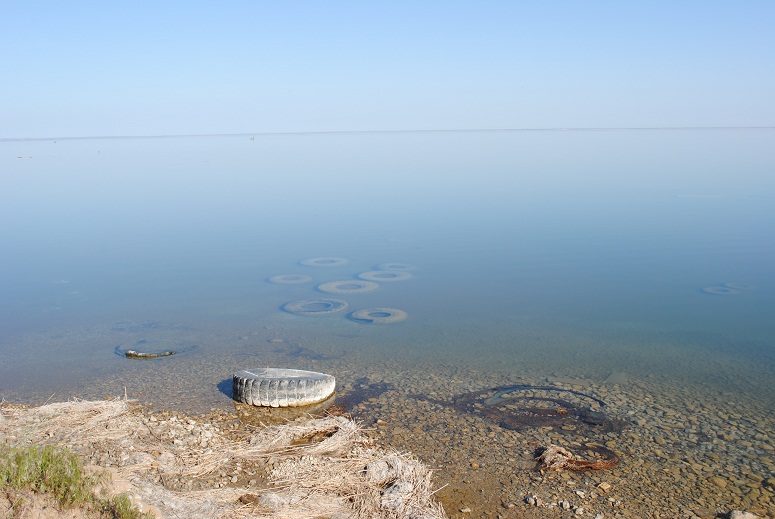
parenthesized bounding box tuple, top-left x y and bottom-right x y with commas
(2, 1, 774, 137)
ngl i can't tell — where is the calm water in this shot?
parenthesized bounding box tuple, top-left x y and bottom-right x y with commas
(1, 130, 774, 408)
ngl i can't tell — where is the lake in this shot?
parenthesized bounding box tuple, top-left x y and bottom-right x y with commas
(1, 130, 773, 515)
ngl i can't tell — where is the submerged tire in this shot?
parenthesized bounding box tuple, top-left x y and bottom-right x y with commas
(358, 270, 412, 282)
(268, 274, 313, 284)
(702, 286, 739, 295)
(318, 280, 379, 294)
(283, 298, 349, 316)
(351, 307, 408, 324)
(722, 283, 752, 290)
(376, 262, 416, 271)
(233, 368, 336, 407)
(300, 257, 349, 267)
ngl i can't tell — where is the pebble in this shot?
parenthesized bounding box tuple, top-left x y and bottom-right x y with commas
(459, 506, 472, 513)
(604, 372, 628, 385)
(711, 476, 728, 488)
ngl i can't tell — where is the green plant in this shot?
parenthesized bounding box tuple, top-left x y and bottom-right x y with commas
(0, 444, 153, 518)
(102, 493, 155, 519)
(0, 444, 94, 508)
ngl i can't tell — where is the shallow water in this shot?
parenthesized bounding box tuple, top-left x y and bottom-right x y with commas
(2, 131, 774, 515)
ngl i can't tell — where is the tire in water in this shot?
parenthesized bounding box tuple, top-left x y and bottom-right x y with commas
(233, 368, 336, 407)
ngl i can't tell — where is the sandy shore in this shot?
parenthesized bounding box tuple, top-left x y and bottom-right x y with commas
(3, 362, 773, 519)
(2, 318, 774, 517)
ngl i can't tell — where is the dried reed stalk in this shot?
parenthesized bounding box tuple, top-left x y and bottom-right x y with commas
(0, 399, 447, 519)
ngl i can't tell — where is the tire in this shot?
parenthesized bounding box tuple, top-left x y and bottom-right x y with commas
(376, 262, 416, 271)
(722, 283, 751, 290)
(350, 307, 408, 324)
(300, 257, 349, 267)
(283, 298, 349, 316)
(358, 270, 412, 282)
(232, 368, 336, 407)
(701, 286, 739, 295)
(318, 280, 379, 294)
(268, 274, 313, 284)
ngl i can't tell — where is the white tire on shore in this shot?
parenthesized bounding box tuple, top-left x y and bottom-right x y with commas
(233, 368, 336, 407)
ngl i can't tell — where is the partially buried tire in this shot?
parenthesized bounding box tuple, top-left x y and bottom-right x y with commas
(233, 368, 336, 407)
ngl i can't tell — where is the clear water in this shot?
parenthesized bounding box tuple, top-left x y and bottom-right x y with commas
(2, 130, 774, 409)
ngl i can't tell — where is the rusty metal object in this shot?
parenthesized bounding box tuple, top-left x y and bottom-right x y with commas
(414, 384, 626, 434)
(536, 443, 620, 471)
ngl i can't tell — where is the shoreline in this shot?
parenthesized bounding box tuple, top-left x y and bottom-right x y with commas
(2, 319, 774, 517)
(3, 363, 773, 518)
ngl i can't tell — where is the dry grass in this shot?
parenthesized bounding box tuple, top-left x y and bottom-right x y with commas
(0, 399, 447, 519)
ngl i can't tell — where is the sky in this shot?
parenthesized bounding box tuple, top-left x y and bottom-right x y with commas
(1, 1, 774, 138)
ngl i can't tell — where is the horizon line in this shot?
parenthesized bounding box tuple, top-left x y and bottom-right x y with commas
(2, 125, 774, 142)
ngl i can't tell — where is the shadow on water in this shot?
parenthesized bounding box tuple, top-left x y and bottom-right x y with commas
(336, 377, 393, 410)
(217, 378, 233, 399)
